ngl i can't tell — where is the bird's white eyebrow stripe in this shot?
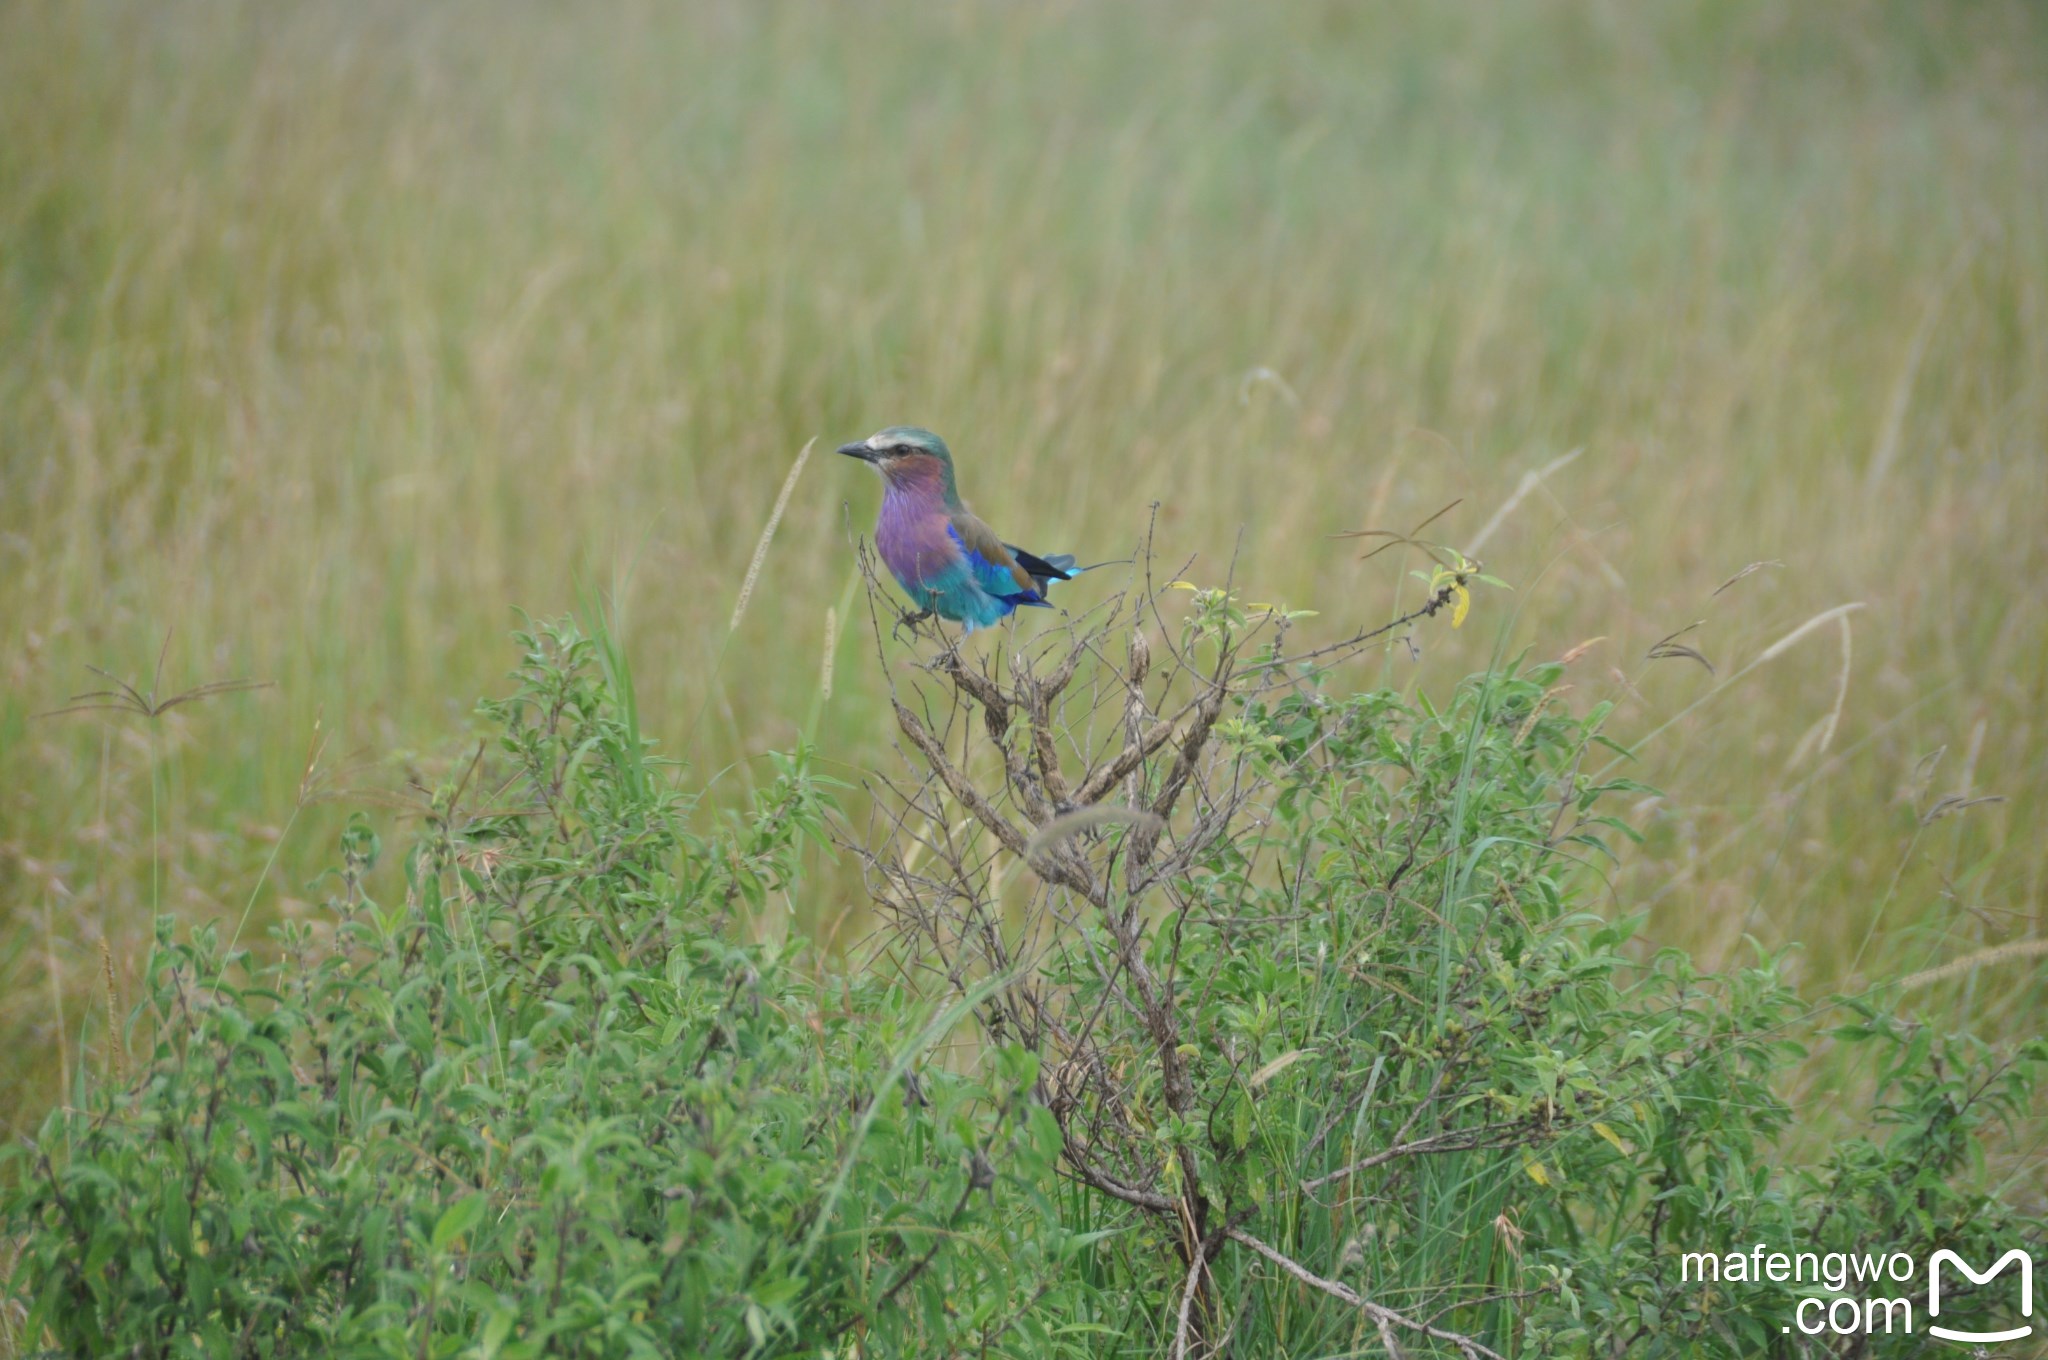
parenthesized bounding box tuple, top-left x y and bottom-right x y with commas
(867, 433, 885, 450)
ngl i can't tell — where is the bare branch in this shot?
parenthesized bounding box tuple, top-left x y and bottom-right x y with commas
(1226, 1228, 1505, 1360)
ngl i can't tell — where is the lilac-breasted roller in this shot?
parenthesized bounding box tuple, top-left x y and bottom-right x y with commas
(839, 426, 1082, 633)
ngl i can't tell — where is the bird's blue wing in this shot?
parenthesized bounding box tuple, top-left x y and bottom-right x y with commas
(946, 523, 1046, 606)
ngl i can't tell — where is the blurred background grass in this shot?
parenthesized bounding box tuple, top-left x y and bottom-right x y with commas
(0, 0, 2042, 1144)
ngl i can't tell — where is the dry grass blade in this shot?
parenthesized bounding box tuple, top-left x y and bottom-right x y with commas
(1021, 805, 1165, 861)
(158, 678, 272, 707)
(1957, 718, 1988, 798)
(1334, 498, 1464, 565)
(1247, 1048, 1313, 1089)
(730, 436, 815, 633)
(36, 638, 274, 721)
(1464, 447, 1581, 557)
(1237, 365, 1299, 406)
(1866, 236, 1975, 492)
(1711, 560, 1785, 597)
(151, 628, 172, 701)
(1898, 938, 2048, 991)
(1785, 613, 1855, 769)
(818, 606, 840, 703)
(1593, 602, 1868, 778)
(34, 697, 144, 719)
(1754, 602, 1867, 664)
(1647, 623, 1714, 675)
(1558, 636, 1606, 665)
(1921, 793, 2005, 825)
(38, 677, 273, 719)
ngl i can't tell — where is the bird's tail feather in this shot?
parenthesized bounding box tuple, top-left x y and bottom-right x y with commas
(1008, 545, 1081, 584)
(1011, 550, 1135, 579)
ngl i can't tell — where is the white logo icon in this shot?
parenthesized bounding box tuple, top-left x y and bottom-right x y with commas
(1928, 1248, 2033, 1345)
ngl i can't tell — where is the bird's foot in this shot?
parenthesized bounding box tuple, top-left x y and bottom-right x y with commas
(892, 608, 935, 644)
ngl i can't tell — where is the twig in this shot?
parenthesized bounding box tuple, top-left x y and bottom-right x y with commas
(1225, 1228, 1505, 1360)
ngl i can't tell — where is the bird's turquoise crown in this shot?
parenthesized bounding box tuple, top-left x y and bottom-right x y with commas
(867, 426, 950, 461)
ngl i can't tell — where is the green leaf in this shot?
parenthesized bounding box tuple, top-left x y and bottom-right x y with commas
(432, 1192, 486, 1253)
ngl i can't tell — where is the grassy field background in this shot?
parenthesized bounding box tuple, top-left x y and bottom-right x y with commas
(0, 0, 2043, 1148)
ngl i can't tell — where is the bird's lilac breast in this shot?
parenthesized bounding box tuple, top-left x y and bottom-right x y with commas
(876, 488, 965, 594)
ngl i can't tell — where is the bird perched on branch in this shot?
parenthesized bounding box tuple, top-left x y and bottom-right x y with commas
(839, 426, 1085, 633)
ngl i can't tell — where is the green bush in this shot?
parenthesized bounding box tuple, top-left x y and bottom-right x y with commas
(855, 579, 2046, 1357)
(6, 601, 2041, 1357)
(4, 622, 1078, 1358)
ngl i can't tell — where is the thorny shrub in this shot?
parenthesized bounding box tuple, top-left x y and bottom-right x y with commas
(852, 559, 2046, 1358)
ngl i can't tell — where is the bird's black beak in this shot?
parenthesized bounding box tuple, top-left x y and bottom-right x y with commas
(837, 441, 876, 463)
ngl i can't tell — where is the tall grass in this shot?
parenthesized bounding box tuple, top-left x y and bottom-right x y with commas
(1, 0, 2043, 1139)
